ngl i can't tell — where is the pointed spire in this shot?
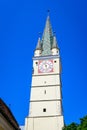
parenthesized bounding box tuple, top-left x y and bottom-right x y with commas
(35, 15, 59, 56)
(41, 16, 53, 56)
(52, 36, 58, 49)
(36, 37, 41, 50)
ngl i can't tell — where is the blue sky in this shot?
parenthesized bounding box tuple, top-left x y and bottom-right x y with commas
(0, 0, 87, 125)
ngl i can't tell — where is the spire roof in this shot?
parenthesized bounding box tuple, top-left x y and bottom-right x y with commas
(41, 16, 53, 56)
(35, 16, 59, 56)
(36, 37, 41, 50)
(52, 36, 58, 49)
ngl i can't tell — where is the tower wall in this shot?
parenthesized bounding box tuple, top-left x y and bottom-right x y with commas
(30, 86, 61, 101)
(32, 74, 60, 86)
(25, 116, 64, 130)
(29, 101, 62, 117)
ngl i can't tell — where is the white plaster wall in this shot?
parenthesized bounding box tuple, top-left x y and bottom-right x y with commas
(32, 75, 60, 86)
(30, 86, 61, 101)
(25, 56, 64, 130)
(53, 58, 61, 73)
(52, 48, 59, 55)
(57, 116, 64, 130)
(29, 101, 62, 117)
(25, 118, 33, 130)
(25, 116, 64, 130)
(34, 50, 41, 57)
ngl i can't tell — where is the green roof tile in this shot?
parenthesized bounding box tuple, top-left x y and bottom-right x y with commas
(36, 37, 41, 50)
(35, 16, 58, 56)
(41, 16, 53, 56)
(52, 36, 58, 49)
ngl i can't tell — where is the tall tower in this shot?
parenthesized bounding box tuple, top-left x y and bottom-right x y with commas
(25, 16, 64, 130)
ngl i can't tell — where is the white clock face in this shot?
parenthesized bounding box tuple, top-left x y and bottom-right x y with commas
(38, 60, 53, 73)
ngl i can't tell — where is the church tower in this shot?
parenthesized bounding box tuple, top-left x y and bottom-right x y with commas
(25, 16, 64, 130)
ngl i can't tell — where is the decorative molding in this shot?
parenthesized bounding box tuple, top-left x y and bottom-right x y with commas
(27, 115, 63, 118)
(31, 84, 61, 88)
(33, 55, 60, 60)
(32, 73, 60, 77)
(30, 99, 61, 102)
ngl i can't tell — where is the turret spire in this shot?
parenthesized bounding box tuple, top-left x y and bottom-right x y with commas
(34, 37, 42, 57)
(52, 36, 58, 49)
(36, 37, 41, 50)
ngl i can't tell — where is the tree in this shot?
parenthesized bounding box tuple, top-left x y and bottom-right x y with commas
(63, 123, 78, 130)
(63, 115, 87, 130)
(77, 115, 87, 130)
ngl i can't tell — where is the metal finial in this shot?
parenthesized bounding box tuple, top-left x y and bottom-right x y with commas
(47, 10, 50, 16)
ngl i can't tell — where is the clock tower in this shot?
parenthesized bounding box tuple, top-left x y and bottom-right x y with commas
(25, 16, 64, 130)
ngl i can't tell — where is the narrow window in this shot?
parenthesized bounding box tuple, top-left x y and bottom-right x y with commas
(43, 108, 46, 112)
(54, 60, 56, 63)
(44, 81, 46, 84)
(44, 90, 46, 94)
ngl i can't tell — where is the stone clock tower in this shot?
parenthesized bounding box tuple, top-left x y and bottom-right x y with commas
(25, 16, 64, 130)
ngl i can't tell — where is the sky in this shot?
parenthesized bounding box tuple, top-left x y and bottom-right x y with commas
(0, 0, 87, 126)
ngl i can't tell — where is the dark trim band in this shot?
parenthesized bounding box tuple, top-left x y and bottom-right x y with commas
(27, 115, 63, 118)
(33, 55, 60, 60)
(31, 84, 61, 88)
(32, 73, 60, 77)
(30, 99, 61, 102)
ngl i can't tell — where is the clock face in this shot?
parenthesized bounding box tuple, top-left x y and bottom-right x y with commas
(38, 60, 53, 73)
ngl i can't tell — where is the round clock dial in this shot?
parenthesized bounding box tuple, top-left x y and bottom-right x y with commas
(38, 60, 53, 73)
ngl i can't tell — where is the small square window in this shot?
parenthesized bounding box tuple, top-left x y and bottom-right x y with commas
(44, 81, 46, 84)
(43, 108, 46, 112)
(54, 60, 57, 63)
(36, 62, 38, 65)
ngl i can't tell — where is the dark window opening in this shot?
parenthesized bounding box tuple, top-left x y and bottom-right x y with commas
(44, 81, 46, 84)
(43, 108, 46, 112)
(36, 62, 38, 65)
(44, 90, 46, 94)
(54, 60, 57, 63)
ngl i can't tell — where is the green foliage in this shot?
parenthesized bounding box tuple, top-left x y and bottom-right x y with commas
(63, 123, 78, 130)
(77, 115, 87, 130)
(63, 115, 87, 130)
